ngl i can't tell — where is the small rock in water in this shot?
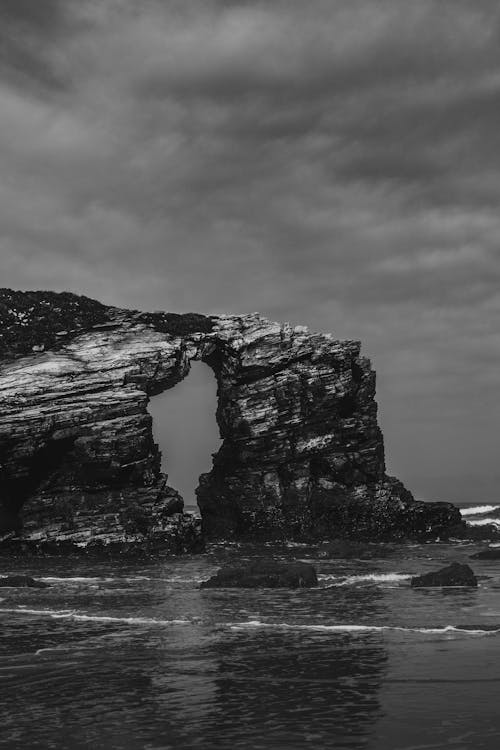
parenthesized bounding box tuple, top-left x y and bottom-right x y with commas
(200, 560, 318, 589)
(411, 562, 477, 588)
(470, 549, 500, 560)
(0, 575, 49, 588)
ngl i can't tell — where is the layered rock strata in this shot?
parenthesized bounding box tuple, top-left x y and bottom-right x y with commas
(0, 289, 461, 553)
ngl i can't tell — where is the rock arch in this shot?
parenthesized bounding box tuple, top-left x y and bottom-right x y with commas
(0, 289, 460, 554)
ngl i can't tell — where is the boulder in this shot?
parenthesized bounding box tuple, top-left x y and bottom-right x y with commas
(411, 562, 477, 588)
(470, 549, 500, 560)
(200, 560, 318, 589)
(0, 575, 49, 588)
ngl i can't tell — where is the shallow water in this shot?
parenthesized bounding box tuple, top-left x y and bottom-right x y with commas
(2, 509, 500, 749)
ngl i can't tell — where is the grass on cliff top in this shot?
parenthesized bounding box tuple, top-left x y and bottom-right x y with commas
(0, 289, 214, 358)
(0, 289, 110, 358)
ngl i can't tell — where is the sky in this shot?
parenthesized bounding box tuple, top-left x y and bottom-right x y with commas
(1, 0, 500, 504)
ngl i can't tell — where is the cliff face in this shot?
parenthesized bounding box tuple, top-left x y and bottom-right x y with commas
(0, 289, 461, 554)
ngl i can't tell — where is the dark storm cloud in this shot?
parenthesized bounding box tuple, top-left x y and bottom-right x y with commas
(1, 0, 500, 502)
(0, 0, 72, 91)
(0, 0, 63, 30)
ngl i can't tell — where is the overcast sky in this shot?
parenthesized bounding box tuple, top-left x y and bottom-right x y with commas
(1, 0, 500, 504)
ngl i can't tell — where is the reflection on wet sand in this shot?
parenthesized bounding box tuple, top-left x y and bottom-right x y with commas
(4, 541, 496, 749)
(0, 583, 390, 749)
(195, 585, 388, 748)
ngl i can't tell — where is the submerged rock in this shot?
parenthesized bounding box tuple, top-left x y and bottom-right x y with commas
(411, 562, 477, 588)
(200, 561, 318, 589)
(0, 575, 49, 588)
(0, 288, 461, 552)
(470, 549, 500, 560)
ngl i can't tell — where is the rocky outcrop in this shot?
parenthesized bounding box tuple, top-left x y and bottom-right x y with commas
(411, 563, 478, 587)
(200, 561, 318, 588)
(470, 549, 500, 560)
(0, 288, 461, 554)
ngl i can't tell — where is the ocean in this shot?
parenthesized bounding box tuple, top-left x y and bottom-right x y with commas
(1, 502, 500, 750)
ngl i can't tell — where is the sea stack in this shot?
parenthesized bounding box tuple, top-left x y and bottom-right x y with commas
(0, 288, 461, 553)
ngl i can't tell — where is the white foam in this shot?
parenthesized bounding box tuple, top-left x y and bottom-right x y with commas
(229, 621, 500, 636)
(318, 572, 412, 585)
(461, 505, 500, 517)
(159, 576, 207, 583)
(37, 576, 197, 584)
(0, 607, 190, 626)
(39, 577, 117, 583)
(467, 518, 500, 527)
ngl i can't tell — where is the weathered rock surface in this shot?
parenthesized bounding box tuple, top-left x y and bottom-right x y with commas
(411, 562, 477, 588)
(0, 288, 461, 553)
(200, 561, 318, 588)
(0, 575, 49, 588)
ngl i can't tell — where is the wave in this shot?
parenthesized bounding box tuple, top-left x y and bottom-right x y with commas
(2, 607, 497, 637)
(467, 518, 500, 527)
(36, 575, 205, 584)
(39, 576, 118, 583)
(229, 620, 500, 636)
(2, 575, 145, 584)
(461, 504, 500, 517)
(318, 572, 412, 585)
(0, 607, 191, 626)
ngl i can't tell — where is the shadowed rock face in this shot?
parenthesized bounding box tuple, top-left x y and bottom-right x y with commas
(0, 289, 461, 554)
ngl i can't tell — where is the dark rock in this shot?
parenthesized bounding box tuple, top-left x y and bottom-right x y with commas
(162, 491, 185, 517)
(200, 560, 318, 588)
(0, 288, 462, 552)
(411, 562, 478, 588)
(447, 522, 500, 541)
(470, 549, 500, 560)
(0, 575, 49, 588)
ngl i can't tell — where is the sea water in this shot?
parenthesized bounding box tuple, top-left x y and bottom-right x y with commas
(1, 503, 500, 749)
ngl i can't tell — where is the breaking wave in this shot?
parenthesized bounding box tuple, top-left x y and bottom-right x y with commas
(229, 620, 500, 636)
(0, 607, 191, 626)
(461, 504, 500, 517)
(4, 608, 496, 637)
(36, 575, 205, 584)
(318, 572, 412, 586)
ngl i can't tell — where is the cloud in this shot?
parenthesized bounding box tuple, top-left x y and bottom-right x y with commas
(1, 0, 500, 502)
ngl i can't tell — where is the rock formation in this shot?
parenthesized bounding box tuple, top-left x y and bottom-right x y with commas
(0, 288, 461, 554)
(411, 563, 478, 588)
(470, 549, 500, 560)
(200, 561, 318, 589)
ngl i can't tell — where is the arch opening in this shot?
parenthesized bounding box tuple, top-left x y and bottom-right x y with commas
(149, 360, 221, 513)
